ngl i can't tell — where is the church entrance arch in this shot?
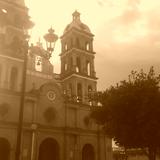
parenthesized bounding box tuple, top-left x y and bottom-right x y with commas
(82, 144, 95, 160)
(38, 138, 59, 160)
(0, 138, 10, 160)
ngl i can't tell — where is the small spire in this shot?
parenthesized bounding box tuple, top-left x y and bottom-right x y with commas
(72, 10, 81, 21)
(36, 37, 43, 48)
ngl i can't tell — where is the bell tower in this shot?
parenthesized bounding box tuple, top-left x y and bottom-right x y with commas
(0, 0, 33, 91)
(60, 11, 97, 104)
(0, 0, 33, 52)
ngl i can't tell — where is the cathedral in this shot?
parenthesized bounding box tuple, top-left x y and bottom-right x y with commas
(0, 0, 112, 160)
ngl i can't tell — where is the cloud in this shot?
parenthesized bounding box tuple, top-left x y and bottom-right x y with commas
(95, 0, 160, 90)
(147, 9, 160, 31)
(25, 0, 160, 90)
(97, 0, 113, 7)
(127, 0, 140, 7)
(97, 0, 105, 7)
(95, 35, 160, 90)
(113, 0, 141, 28)
(119, 8, 140, 25)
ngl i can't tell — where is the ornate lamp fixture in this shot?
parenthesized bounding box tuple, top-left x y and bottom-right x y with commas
(43, 27, 58, 56)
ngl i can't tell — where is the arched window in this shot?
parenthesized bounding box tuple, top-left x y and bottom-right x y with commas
(86, 61, 91, 76)
(88, 85, 92, 93)
(10, 67, 18, 90)
(88, 85, 92, 106)
(70, 57, 73, 70)
(85, 42, 90, 51)
(0, 138, 10, 160)
(82, 144, 95, 160)
(68, 83, 72, 97)
(38, 138, 59, 160)
(77, 83, 82, 102)
(76, 57, 81, 73)
(65, 63, 68, 71)
(10, 36, 21, 52)
(88, 85, 94, 106)
(35, 55, 42, 72)
(64, 43, 68, 51)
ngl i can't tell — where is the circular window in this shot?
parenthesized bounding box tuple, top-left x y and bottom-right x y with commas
(46, 91, 56, 101)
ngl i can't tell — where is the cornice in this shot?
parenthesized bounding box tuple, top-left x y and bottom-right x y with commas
(0, 54, 24, 62)
(59, 48, 96, 57)
(60, 73, 98, 82)
(60, 27, 94, 39)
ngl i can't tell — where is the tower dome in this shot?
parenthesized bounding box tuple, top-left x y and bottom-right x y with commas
(64, 11, 91, 34)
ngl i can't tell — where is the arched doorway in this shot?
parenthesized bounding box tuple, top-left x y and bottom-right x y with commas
(82, 144, 95, 160)
(38, 138, 59, 160)
(0, 138, 10, 160)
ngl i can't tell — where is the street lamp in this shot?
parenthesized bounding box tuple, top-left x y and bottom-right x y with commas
(43, 27, 58, 55)
(15, 27, 58, 160)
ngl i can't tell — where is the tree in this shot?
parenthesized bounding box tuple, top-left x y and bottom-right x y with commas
(91, 67, 160, 160)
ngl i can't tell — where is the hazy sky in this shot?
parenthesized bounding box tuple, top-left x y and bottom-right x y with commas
(25, 0, 160, 90)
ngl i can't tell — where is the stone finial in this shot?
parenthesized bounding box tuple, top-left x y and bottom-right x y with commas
(72, 10, 81, 21)
(36, 37, 43, 48)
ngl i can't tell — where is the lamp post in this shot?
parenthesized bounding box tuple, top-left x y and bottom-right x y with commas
(63, 90, 69, 160)
(15, 28, 58, 160)
(15, 35, 29, 160)
(30, 123, 38, 160)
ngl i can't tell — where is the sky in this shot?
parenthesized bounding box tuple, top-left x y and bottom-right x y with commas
(25, 0, 160, 90)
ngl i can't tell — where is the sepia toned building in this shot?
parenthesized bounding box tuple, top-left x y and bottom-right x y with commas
(0, 0, 112, 160)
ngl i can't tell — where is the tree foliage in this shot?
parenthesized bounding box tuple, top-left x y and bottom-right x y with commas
(91, 67, 160, 160)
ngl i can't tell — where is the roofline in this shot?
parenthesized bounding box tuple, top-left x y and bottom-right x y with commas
(60, 73, 98, 82)
(59, 48, 96, 57)
(60, 27, 94, 39)
(0, 54, 24, 62)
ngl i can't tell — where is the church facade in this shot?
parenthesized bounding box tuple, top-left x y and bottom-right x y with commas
(0, 0, 112, 160)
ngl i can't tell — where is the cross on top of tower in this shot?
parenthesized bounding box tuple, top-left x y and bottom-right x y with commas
(36, 37, 43, 48)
